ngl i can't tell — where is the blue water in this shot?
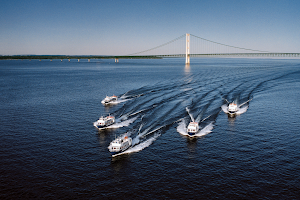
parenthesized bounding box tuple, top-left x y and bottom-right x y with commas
(1, 58, 300, 199)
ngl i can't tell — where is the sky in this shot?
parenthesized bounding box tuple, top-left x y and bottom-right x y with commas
(1, 0, 300, 55)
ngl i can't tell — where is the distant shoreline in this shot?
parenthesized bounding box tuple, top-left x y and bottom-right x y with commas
(0, 55, 162, 60)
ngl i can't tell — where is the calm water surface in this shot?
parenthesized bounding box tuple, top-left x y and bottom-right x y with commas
(1, 58, 300, 199)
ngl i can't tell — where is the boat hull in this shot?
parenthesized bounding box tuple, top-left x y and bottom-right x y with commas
(101, 96, 118, 105)
(187, 122, 199, 136)
(227, 111, 237, 117)
(101, 101, 116, 105)
(94, 122, 114, 129)
(110, 146, 131, 157)
(188, 132, 196, 136)
(93, 116, 115, 129)
(95, 125, 108, 129)
(108, 134, 132, 157)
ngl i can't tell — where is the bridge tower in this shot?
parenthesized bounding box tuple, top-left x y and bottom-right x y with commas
(186, 33, 190, 64)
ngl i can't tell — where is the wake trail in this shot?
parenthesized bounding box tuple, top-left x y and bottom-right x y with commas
(236, 105, 248, 114)
(186, 107, 194, 122)
(121, 133, 161, 155)
(104, 116, 138, 129)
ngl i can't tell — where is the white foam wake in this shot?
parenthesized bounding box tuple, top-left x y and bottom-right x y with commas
(117, 134, 160, 156)
(196, 123, 214, 137)
(97, 116, 137, 130)
(236, 105, 248, 114)
(109, 116, 137, 128)
(123, 134, 160, 153)
(221, 104, 229, 114)
(120, 93, 128, 99)
(186, 107, 194, 122)
(177, 119, 188, 136)
(102, 99, 129, 105)
(139, 124, 166, 138)
(116, 99, 130, 103)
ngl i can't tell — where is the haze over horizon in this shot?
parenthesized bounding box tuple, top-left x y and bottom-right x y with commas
(1, 0, 300, 55)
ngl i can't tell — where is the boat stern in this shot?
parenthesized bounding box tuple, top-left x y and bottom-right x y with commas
(227, 103, 238, 117)
(187, 122, 199, 136)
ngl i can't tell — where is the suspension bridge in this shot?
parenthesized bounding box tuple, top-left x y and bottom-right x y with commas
(2, 33, 300, 63)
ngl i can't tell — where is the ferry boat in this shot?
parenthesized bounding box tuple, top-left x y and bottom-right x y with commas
(93, 115, 115, 129)
(101, 95, 118, 105)
(187, 122, 199, 136)
(227, 102, 238, 117)
(108, 134, 132, 156)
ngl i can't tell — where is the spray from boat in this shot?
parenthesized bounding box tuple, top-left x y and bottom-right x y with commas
(101, 95, 130, 106)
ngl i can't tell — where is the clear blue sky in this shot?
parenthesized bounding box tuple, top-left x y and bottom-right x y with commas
(1, 0, 300, 55)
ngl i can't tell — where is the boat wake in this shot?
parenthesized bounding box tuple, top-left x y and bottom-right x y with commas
(116, 99, 130, 104)
(109, 116, 138, 129)
(102, 99, 129, 106)
(100, 65, 294, 157)
(186, 107, 195, 122)
(115, 133, 161, 156)
(96, 116, 137, 130)
(236, 105, 248, 114)
(128, 133, 160, 153)
(221, 104, 229, 114)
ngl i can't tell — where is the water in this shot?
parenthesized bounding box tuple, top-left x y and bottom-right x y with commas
(1, 58, 300, 199)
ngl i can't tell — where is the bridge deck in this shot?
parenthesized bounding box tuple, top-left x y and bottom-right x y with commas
(1, 53, 300, 60)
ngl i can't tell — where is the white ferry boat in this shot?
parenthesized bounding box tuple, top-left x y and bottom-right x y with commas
(101, 95, 118, 105)
(93, 115, 115, 129)
(227, 102, 238, 117)
(108, 134, 132, 156)
(187, 122, 199, 136)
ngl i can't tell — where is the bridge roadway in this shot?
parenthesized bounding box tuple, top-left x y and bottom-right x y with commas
(158, 53, 300, 58)
(1, 53, 300, 61)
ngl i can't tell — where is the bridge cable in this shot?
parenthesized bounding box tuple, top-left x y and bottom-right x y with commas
(190, 34, 271, 53)
(126, 34, 186, 56)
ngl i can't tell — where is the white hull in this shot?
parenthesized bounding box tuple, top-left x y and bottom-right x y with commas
(93, 115, 115, 129)
(227, 102, 238, 117)
(101, 95, 118, 105)
(187, 122, 199, 136)
(108, 134, 132, 156)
